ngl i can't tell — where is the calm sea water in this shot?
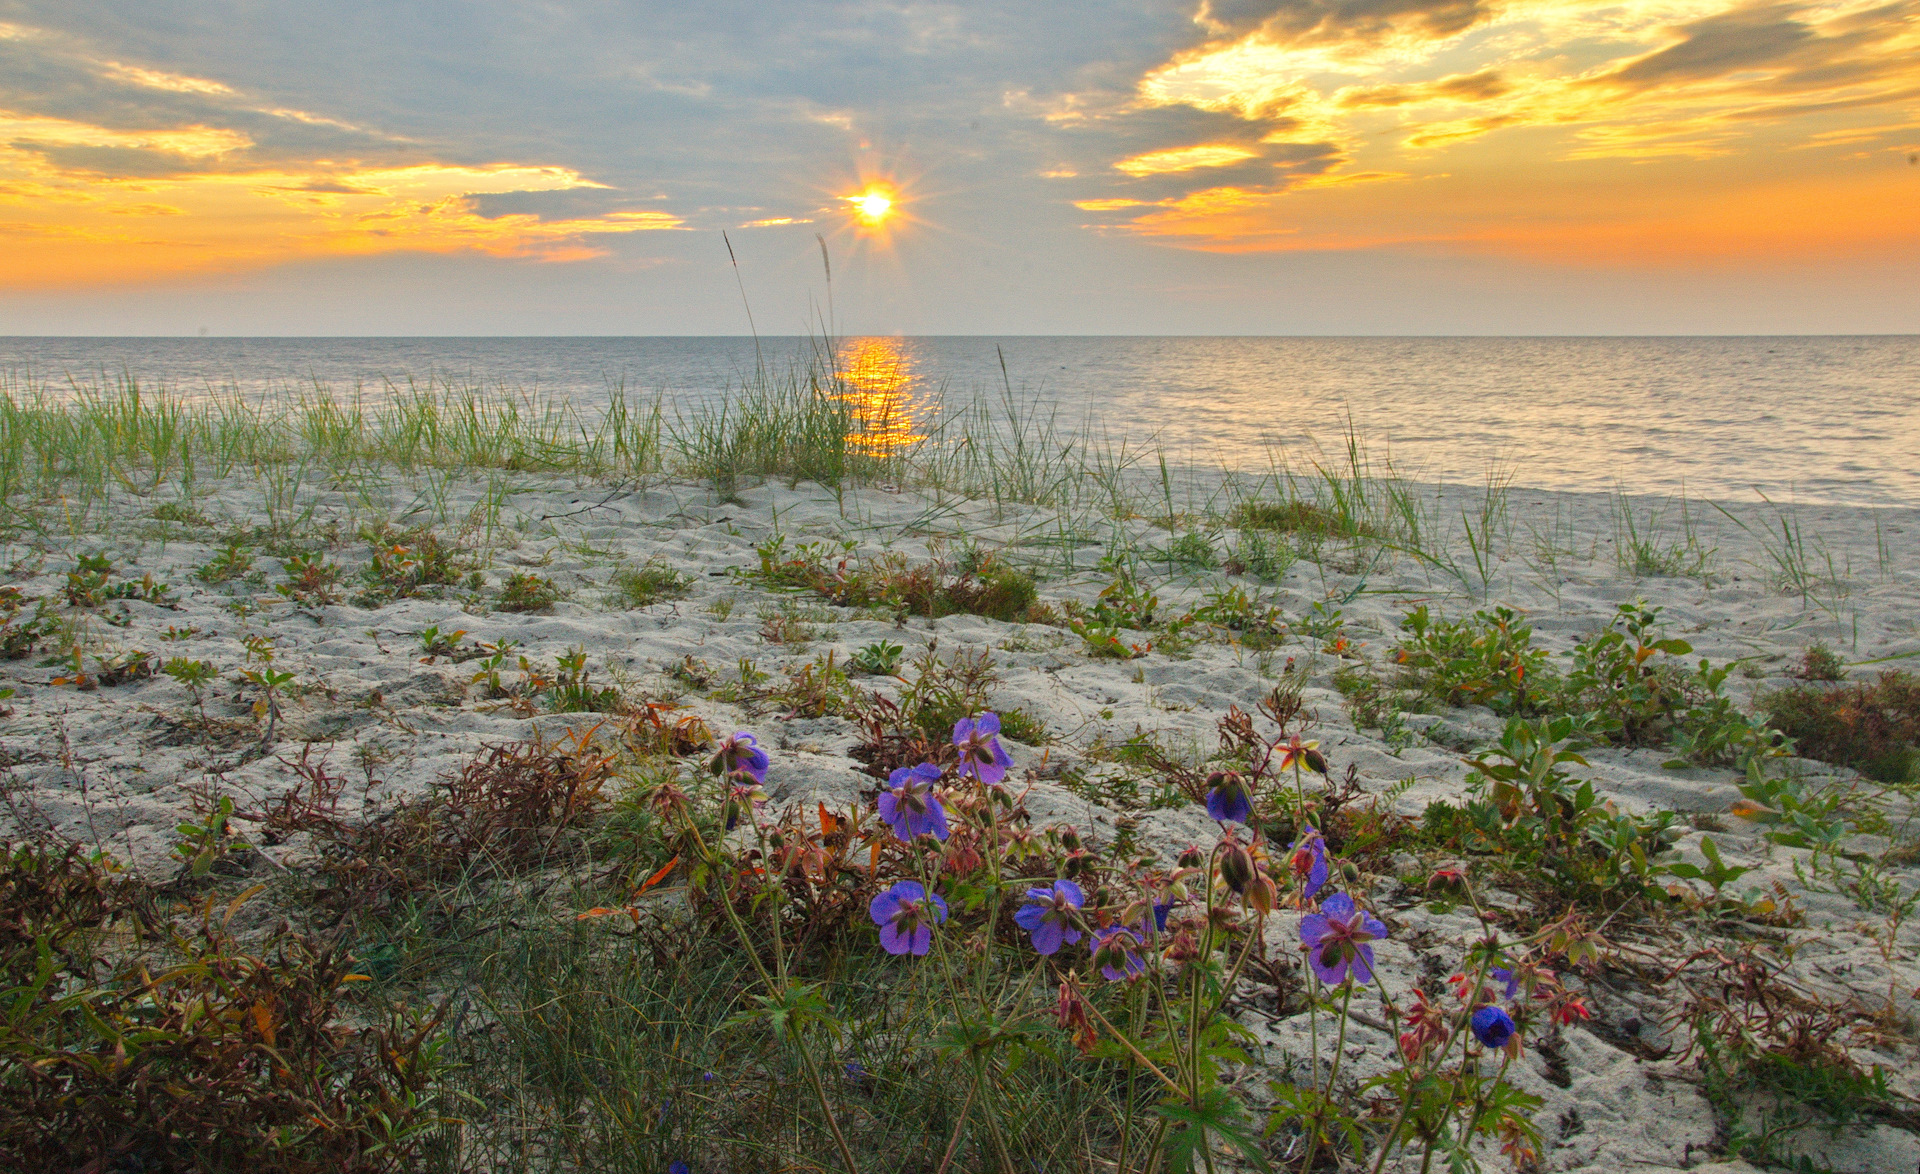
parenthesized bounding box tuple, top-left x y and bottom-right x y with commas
(2, 336, 1915, 507)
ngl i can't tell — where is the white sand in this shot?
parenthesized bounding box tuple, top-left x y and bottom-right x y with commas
(3, 470, 1916, 1172)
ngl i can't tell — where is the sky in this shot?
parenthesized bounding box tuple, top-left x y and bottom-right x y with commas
(0, 0, 1915, 335)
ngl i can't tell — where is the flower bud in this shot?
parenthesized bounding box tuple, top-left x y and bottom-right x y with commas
(1063, 849, 1094, 878)
(1177, 845, 1205, 869)
(1218, 842, 1254, 893)
(1244, 873, 1278, 915)
(1059, 825, 1082, 852)
(1340, 861, 1360, 884)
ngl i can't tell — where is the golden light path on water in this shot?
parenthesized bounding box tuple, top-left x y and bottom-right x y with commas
(833, 336, 922, 457)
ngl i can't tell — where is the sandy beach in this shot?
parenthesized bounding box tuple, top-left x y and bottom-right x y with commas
(4, 449, 1917, 1172)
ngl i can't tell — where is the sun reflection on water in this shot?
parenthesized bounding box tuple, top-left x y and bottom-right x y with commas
(834, 336, 923, 456)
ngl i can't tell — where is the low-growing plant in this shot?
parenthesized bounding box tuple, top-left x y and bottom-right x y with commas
(541, 648, 625, 714)
(415, 625, 473, 662)
(0, 862, 454, 1173)
(171, 793, 245, 878)
(269, 730, 615, 924)
(1193, 583, 1286, 648)
(354, 526, 466, 606)
(611, 558, 693, 608)
(1673, 942, 1913, 1169)
(1448, 715, 1684, 902)
(1790, 643, 1845, 682)
(754, 536, 1043, 623)
(63, 554, 171, 607)
(759, 605, 815, 646)
(194, 539, 254, 584)
(163, 655, 217, 720)
(240, 634, 296, 744)
(1231, 497, 1372, 539)
(1393, 604, 1548, 715)
(0, 587, 56, 658)
(850, 638, 904, 675)
(277, 551, 342, 605)
(1557, 602, 1699, 746)
(1070, 615, 1147, 659)
(1761, 670, 1920, 782)
(50, 646, 153, 691)
(498, 571, 563, 614)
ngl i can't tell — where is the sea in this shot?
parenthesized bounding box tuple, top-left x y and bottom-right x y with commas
(2, 336, 1915, 508)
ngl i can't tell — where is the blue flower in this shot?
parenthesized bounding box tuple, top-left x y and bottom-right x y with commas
(1151, 900, 1173, 933)
(1013, 879, 1085, 955)
(668, 1163, 692, 1174)
(1490, 967, 1521, 1002)
(1092, 923, 1148, 981)
(868, 880, 948, 956)
(711, 731, 768, 784)
(1204, 771, 1252, 824)
(878, 763, 949, 842)
(1298, 892, 1388, 986)
(1471, 1005, 1516, 1049)
(953, 712, 1014, 786)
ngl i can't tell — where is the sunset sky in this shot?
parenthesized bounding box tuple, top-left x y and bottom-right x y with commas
(1, 0, 1915, 334)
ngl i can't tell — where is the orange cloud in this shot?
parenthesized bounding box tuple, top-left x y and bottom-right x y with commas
(1081, 0, 1920, 265)
(0, 123, 685, 288)
(1115, 143, 1262, 175)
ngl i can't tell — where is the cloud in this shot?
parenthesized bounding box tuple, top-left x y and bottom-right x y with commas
(98, 61, 235, 95)
(1337, 69, 1510, 107)
(1194, 0, 1500, 49)
(1115, 142, 1262, 174)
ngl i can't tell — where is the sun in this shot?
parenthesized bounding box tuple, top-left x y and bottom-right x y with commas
(843, 185, 896, 226)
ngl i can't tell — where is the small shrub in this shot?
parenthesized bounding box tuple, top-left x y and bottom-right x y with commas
(498, 571, 563, 614)
(64, 555, 171, 607)
(1393, 604, 1547, 714)
(850, 639, 904, 675)
(194, 540, 254, 584)
(540, 649, 625, 714)
(753, 538, 1042, 623)
(1455, 715, 1683, 901)
(1762, 671, 1920, 782)
(0, 588, 55, 659)
(354, 527, 467, 606)
(612, 559, 692, 608)
(1555, 602, 1697, 746)
(1791, 644, 1845, 682)
(277, 552, 342, 605)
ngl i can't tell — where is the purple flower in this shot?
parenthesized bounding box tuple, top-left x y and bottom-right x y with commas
(1014, 879, 1085, 955)
(868, 880, 948, 956)
(668, 1164, 692, 1174)
(1287, 828, 1329, 902)
(1092, 923, 1148, 981)
(1151, 900, 1173, 933)
(1471, 1005, 1516, 1049)
(953, 712, 1013, 786)
(711, 731, 768, 784)
(1299, 892, 1388, 986)
(1490, 967, 1521, 1002)
(878, 763, 949, 842)
(1204, 771, 1252, 824)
